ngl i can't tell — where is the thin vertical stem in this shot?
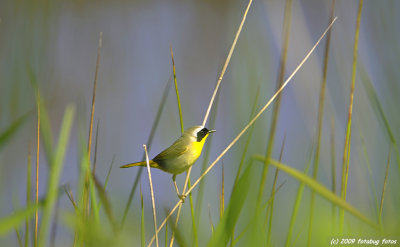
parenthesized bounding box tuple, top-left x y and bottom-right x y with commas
(340, 0, 363, 232)
(15, 228, 23, 247)
(379, 146, 391, 229)
(285, 147, 313, 247)
(92, 121, 100, 176)
(87, 32, 102, 159)
(170, 46, 184, 133)
(34, 92, 40, 247)
(49, 198, 60, 247)
(25, 142, 32, 247)
(267, 135, 286, 245)
(144, 144, 158, 247)
(84, 32, 102, 218)
(258, 0, 292, 204)
(308, 1, 335, 245)
(331, 117, 337, 229)
(202, 0, 253, 126)
(140, 184, 145, 247)
(220, 162, 225, 218)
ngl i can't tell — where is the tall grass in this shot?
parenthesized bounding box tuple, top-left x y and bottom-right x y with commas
(339, 0, 363, 233)
(257, 0, 292, 205)
(148, 15, 337, 246)
(308, 1, 335, 245)
(39, 104, 75, 247)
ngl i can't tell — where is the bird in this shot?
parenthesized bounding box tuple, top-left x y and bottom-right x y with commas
(121, 125, 215, 200)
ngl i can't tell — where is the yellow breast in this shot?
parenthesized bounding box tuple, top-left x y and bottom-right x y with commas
(190, 137, 207, 161)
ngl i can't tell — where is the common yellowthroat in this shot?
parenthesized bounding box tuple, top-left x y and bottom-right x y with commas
(121, 125, 215, 199)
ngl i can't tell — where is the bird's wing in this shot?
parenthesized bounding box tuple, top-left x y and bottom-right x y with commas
(153, 137, 189, 162)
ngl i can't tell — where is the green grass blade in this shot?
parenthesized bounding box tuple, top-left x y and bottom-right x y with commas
(140, 185, 145, 247)
(49, 197, 60, 247)
(208, 204, 214, 234)
(15, 227, 23, 247)
(234, 86, 260, 185)
(167, 214, 188, 247)
(257, 0, 292, 204)
(97, 156, 114, 211)
(359, 133, 379, 220)
(0, 112, 30, 150)
(96, 153, 114, 192)
(359, 65, 400, 177)
(82, 32, 102, 229)
(39, 105, 75, 247)
(38, 94, 54, 164)
(253, 155, 379, 230)
(170, 46, 184, 134)
(285, 148, 313, 247)
(92, 173, 117, 233)
(228, 87, 259, 246)
(340, 0, 363, 232)
(75, 125, 90, 246)
(34, 92, 40, 247)
(64, 186, 78, 213)
(104, 156, 114, 189)
(28, 75, 53, 165)
(207, 162, 253, 247)
(266, 136, 286, 244)
(220, 162, 225, 218)
(0, 204, 40, 236)
(232, 180, 285, 246)
(85, 154, 99, 223)
(379, 147, 391, 230)
(330, 118, 337, 227)
(25, 144, 32, 247)
(92, 120, 100, 175)
(308, 1, 335, 244)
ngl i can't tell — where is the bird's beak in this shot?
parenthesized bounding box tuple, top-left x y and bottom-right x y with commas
(208, 129, 216, 134)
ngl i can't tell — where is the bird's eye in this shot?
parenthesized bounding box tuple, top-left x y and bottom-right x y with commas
(197, 128, 209, 142)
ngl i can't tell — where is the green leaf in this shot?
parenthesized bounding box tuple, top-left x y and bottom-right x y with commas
(253, 155, 379, 230)
(39, 105, 75, 246)
(286, 152, 312, 247)
(359, 65, 400, 176)
(207, 162, 252, 247)
(92, 173, 117, 232)
(0, 113, 30, 150)
(0, 204, 38, 235)
(38, 95, 54, 164)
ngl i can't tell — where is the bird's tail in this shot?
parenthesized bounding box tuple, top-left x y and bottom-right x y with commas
(120, 160, 158, 168)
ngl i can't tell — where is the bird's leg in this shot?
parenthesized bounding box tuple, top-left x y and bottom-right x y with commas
(172, 175, 186, 202)
(172, 175, 180, 195)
